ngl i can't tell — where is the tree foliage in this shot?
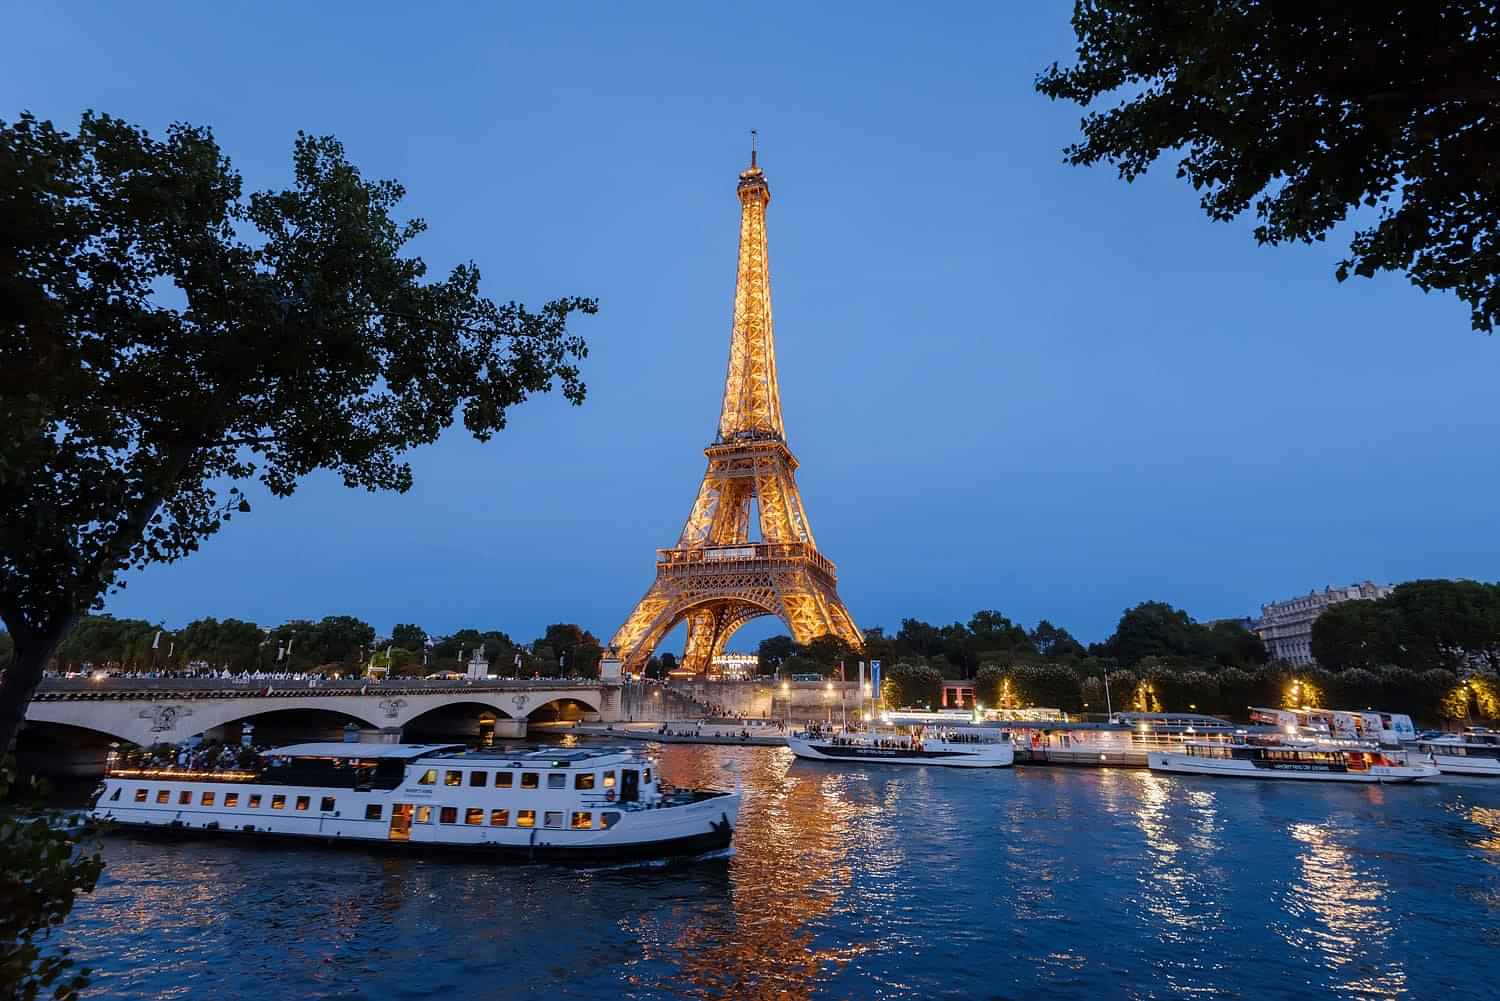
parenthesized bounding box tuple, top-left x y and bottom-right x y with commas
(0, 756, 105, 1000)
(0, 111, 595, 750)
(1311, 579, 1500, 672)
(880, 662, 942, 709)
(1038, 2, 1500, 332)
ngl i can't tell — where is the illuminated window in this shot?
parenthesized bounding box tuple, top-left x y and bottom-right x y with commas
(416, 805, 433, 824)
(271, 795, 286, 810)
(516, 810, 535, 828)
(134, 789, 148, 803)
(201, 792, 215, 806)
(570, 812, 592, 830)
(495, 771, 513, 788)
(249, 794, 262, 808)
(224, 794, 239, 808)
(489, 809, 509, 827)
(295, 796, 310, 812)
(439, 807, 458, 824)
(465, 808, 484, 825)
(156, 790, 170, 804)
(543, 811, 563, 829)
(600, 811, 621, 830)
(520, 772, 539, 790)
(602, 771, 616, 789)
(547, 773, 566, 790)
(365, 804, 382, 820)
(469, 771, 487, 787)
(574, 773, 595, 790)
(417, 769, 437, 785)
(444, 770, 462, 787)
(179, 791, 192, 805)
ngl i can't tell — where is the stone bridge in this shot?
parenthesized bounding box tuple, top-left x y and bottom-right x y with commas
(25, 679, 623, 747)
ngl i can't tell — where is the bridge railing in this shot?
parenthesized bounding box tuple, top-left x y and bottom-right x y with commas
(33, 678, 608, 702)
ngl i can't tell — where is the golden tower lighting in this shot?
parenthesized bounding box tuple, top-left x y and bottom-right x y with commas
(608, 142, 863, 675)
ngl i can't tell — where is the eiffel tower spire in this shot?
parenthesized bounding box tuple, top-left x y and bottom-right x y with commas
(717, 136, 784, 442)
(608, 149, 862, 677)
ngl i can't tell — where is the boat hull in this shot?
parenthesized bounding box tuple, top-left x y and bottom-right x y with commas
(788, 737, 1013, 768)
(1147, 751, 1436, 783)
(1421, 753, 1500, 778)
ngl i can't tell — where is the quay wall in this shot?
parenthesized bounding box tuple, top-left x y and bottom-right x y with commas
(668, 680, 865, 722)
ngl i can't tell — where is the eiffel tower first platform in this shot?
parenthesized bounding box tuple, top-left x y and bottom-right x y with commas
(608, 145, 863, 676)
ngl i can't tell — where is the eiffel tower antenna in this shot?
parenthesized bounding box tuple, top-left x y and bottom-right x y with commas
(609, 150, 862, 677)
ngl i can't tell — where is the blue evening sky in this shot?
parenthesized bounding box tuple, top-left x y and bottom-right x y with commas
(6, 3, 1496, 649)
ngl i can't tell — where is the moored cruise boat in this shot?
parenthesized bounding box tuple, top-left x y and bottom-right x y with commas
(1408, 730, 1500, 778)
(91, 742, 740, 862)
(1148, 741, 1438, 783)
(788, 726, 1014, 768)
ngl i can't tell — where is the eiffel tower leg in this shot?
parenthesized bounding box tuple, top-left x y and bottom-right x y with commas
(680, 607, 720, 675)
(609, 579, 675, 673)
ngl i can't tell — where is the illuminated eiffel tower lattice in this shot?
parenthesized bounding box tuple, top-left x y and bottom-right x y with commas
(609, 143, 862, 675)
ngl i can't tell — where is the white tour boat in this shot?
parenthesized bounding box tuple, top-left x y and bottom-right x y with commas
(1148, 740, 1438, 783)
(1408, 730, 1500, 778)
(788, 726, 1014, 768)
(91, 742, 740, 862)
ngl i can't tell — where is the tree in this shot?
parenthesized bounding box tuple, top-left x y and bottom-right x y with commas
(1038, 2, 1500, 333)
(176, 617, 264, 672)
(1203, 620, 1269, 669)
(1098, 602, 1201, 666)
(51, 615, 159, 669)
(0, 631, 10, 671)
(1311, 600, 1398, 670)
(1, 755, 105, 999)
(267, 616, 374, 672)
(531, 623, 601, 677)
(0, 112, 595, 751)
(390, 623, 426, 653)
(1029, 619, 1085, 660)
(881, 662, 942, 709)
(801, 634, 859, 670)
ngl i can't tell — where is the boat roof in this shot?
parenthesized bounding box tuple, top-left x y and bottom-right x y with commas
(456, 746, 638, 764)
(267, 742, 465, 759)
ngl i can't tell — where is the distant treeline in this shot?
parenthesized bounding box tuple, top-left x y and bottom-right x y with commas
(4, 615, 605, 678)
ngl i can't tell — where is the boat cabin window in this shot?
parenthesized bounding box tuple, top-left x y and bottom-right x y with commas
(225, 794, 239, 808)
(521, 772, 539, 790)
(249, 794, 262, 808)
(320, 796, 336, 812)
(134, 789, 147, 802)
(416, 805, 433, 824)
(516, 810, 535, 828)
(570, 812, 592, 830)
(575, 773, 595, 790)
(465, 808, 484, 825)
(295, 796, 311, 812)
(644, 769, 651, 783)
(468, 771, 486, 787)
(544, 811, 563, 829)
(365, 804, 382, 820)
(602, 771, 616, 789)
(156, 790, 170, 804)
(600, 812, 620, 830)
(444, 770, 463, 787)
(109, 787, 121, 802)
(439, 807, 458, 824)
(201, 792, 215, 806)
(271, 795, 286, 810)
(495, 771, 513, 788)
(490, 809, 509, 827)
(178, 791, 192, 805)
(417, 769, 437, 785)
(547, 773, 566, 790)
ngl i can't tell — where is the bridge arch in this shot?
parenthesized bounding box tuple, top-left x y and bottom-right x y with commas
(524, 696, 601, 723)
(632, 594, 781, 673)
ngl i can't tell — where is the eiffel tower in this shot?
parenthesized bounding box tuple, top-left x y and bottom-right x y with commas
(609, 143, 862, 676)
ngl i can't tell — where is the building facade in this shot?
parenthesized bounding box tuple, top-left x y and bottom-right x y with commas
(1256, 582, 1393, 666)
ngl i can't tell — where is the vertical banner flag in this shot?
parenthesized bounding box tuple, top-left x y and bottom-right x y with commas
(858, 661, 865, 690)
(152, 630, 161, 650)
(870, 660, 881, 702)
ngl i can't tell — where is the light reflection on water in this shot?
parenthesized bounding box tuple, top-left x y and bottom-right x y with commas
(63, 746, 1500, 1000)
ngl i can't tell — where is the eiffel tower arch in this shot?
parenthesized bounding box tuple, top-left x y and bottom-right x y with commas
(609, 145, 862, 676)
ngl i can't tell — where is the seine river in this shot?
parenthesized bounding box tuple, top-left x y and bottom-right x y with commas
(62, 744, 1500, 1000)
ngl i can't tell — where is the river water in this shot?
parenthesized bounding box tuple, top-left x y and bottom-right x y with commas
(61, 744, 1500, 1000)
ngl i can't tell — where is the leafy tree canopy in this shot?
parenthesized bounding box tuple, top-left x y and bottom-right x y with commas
(389, 623, 426, 652)
(1038, 2, 1500, 332)
(0, 111, 594, 750)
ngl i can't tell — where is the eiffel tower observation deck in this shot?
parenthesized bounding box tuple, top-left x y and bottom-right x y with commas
(608, 141, 863, 676)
